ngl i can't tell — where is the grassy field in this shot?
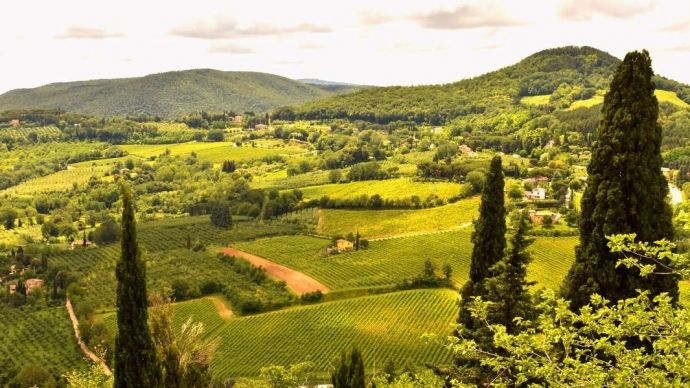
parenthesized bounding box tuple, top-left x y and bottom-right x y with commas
(317, 197, 480, 238)
(2, 165, 112, 195)
(120, 140, 307, 163)
(208, 289, 457, 378)
(567, 89, 688, 110)
(252, 169, 335, 190)
(0, 305, 87, 380)
(520, 95, 551, 106)
(298, 178, 466, 201)
(232, 231, 578, 291)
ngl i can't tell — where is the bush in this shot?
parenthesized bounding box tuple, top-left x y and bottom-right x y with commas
(300, 290, 324, 304)
(92, 217, 120, 245)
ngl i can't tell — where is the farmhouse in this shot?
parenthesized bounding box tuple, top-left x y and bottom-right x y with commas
(8, 284, 16, 294)
(233, 115, 243, 123)
(525, 176, 549, 185)
(254, 124, 269, 130)
(336, 239, 354, 252)
(458, 144, 476, 156)
(528, 210, 561, 225)
(25, 278, 44, 294)
(71, 240, 94, 250)
(9, 119, 19, 127)
(524, 187, 546, 200)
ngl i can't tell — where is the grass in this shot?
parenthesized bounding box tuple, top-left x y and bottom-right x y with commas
(298, 178, 466, 201)
(208, 289, 457, 378)
(233, 231, 578, 291)
(520, 95, 551, 106)
(120, 140, 306, 163)
(317, 197, 480, 238)
(0, 305, 87, 379)
(567, 89, 688, 110)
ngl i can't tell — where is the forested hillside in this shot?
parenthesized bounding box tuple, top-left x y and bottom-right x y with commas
(0, 70, 335, 118)
(289, 46, 690, 125)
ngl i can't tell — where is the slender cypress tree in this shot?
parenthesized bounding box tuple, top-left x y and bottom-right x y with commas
(331, 347, 365, 388)
(484, 211, 535, 334)
(562, 50, 678, 309)
(114, 183, 161, 387)
(468, 156, 506, 284)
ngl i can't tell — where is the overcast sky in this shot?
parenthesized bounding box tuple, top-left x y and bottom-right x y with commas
(2, 0, 690, 94)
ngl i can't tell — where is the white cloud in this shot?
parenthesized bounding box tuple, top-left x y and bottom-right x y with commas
(171, 16, 331, 39)
(558, 0, 658, 21)
(56, 26, 124, 39)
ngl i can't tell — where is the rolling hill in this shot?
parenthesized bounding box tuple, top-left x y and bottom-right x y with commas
(289, 46, 690, 124)
(0, 70, 338, 118)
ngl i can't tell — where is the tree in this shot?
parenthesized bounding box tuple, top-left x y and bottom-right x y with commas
(466, 170, 486, 193)
(331, 347, 365, 388)
(210, 202, 233, 229)
(206, 130, 224, 142)
(0, 206, 18, 230)
(468, 156, 506, 284)
(114, 183, 161, 388)
(484, 211, 535, 333)
(449, 235, 690, 386)
(14, 364, 56, 388)
(329, 169, 342, 183)
(93, 216, 120, 245)
(562, 50, 678, 309)
(149, 295, 216, 388)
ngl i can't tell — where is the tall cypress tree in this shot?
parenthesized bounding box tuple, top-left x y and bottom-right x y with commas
(450, 156, 507, 384)
(562, 50, 678, 309)
(468, 156, 506, 284)
(114, 183, 161, 387)
(484, 211, 535, 334)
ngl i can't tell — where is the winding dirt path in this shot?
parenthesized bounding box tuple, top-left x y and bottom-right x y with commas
(219, 248, 330, 294)
(206, 296, 234, 320)
(65, 298, 112, 375)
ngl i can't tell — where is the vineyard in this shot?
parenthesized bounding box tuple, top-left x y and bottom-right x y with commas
(232, 231, 578, 291)
(298, 178, 467, 202)
(50, 217, 303, 310)
(2, 165, 112, 195)
(317, 196, 480, 238)
(0, 126, 62, 142)
(208, 289, 457, 378)
(120, 140, 307, 163)
(0, 305, 87, 380)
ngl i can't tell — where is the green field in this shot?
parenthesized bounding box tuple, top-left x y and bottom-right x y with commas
(208, 289, 457, 378)
(120, 141, 307, 163)
(317, 197, 480, 238)
(298, 178, 466, 202)
(567, 89, 688, 110)
(0, 126, 62, 142)
(0, 305, 87, 380)
(520, 95, 551, 106)
(2, 165, 112, 195)
(232, 231, 578, 291)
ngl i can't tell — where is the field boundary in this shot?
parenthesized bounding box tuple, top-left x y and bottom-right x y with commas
(219, 247, 331, 294)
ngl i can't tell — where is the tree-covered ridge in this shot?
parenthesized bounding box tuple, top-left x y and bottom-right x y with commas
(289, 46, 690, 125)
(0, 70, 337, 118)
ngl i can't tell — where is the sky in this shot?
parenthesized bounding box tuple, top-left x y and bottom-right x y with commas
(2, 0, 690, 93)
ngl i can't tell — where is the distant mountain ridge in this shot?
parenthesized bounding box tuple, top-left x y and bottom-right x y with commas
(0, 70, 339, 118)
(298, 78, 370, 93)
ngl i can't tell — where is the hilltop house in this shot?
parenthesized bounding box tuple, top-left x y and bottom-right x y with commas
(25, 278, 44, 294)
(336, 239, 354, 252)
(524, 187, 546, 200)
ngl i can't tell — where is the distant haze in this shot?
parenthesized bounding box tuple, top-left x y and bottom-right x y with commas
(3, 0, 690, 94)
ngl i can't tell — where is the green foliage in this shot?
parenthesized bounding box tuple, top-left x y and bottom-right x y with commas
(259, 362, 315, 388)
(0, 70, 337, 118)
(468, 156, 506, 283)
(93, 217, 120, 245)
(210, 202, 233, 229)
(563, 50, 678, 309)
(331, 347, 365, 388)
(114, 183, 161, 387)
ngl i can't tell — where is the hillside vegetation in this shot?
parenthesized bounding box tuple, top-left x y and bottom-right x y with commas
(0, 70, 336, 118)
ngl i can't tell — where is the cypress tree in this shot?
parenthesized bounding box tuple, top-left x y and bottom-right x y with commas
(484, 211, 535, 334)
(468, 156, 506, 283)
(562, 50, 678, 309)
(114, 183, 161, 387)
(331, 347, 365, 388)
